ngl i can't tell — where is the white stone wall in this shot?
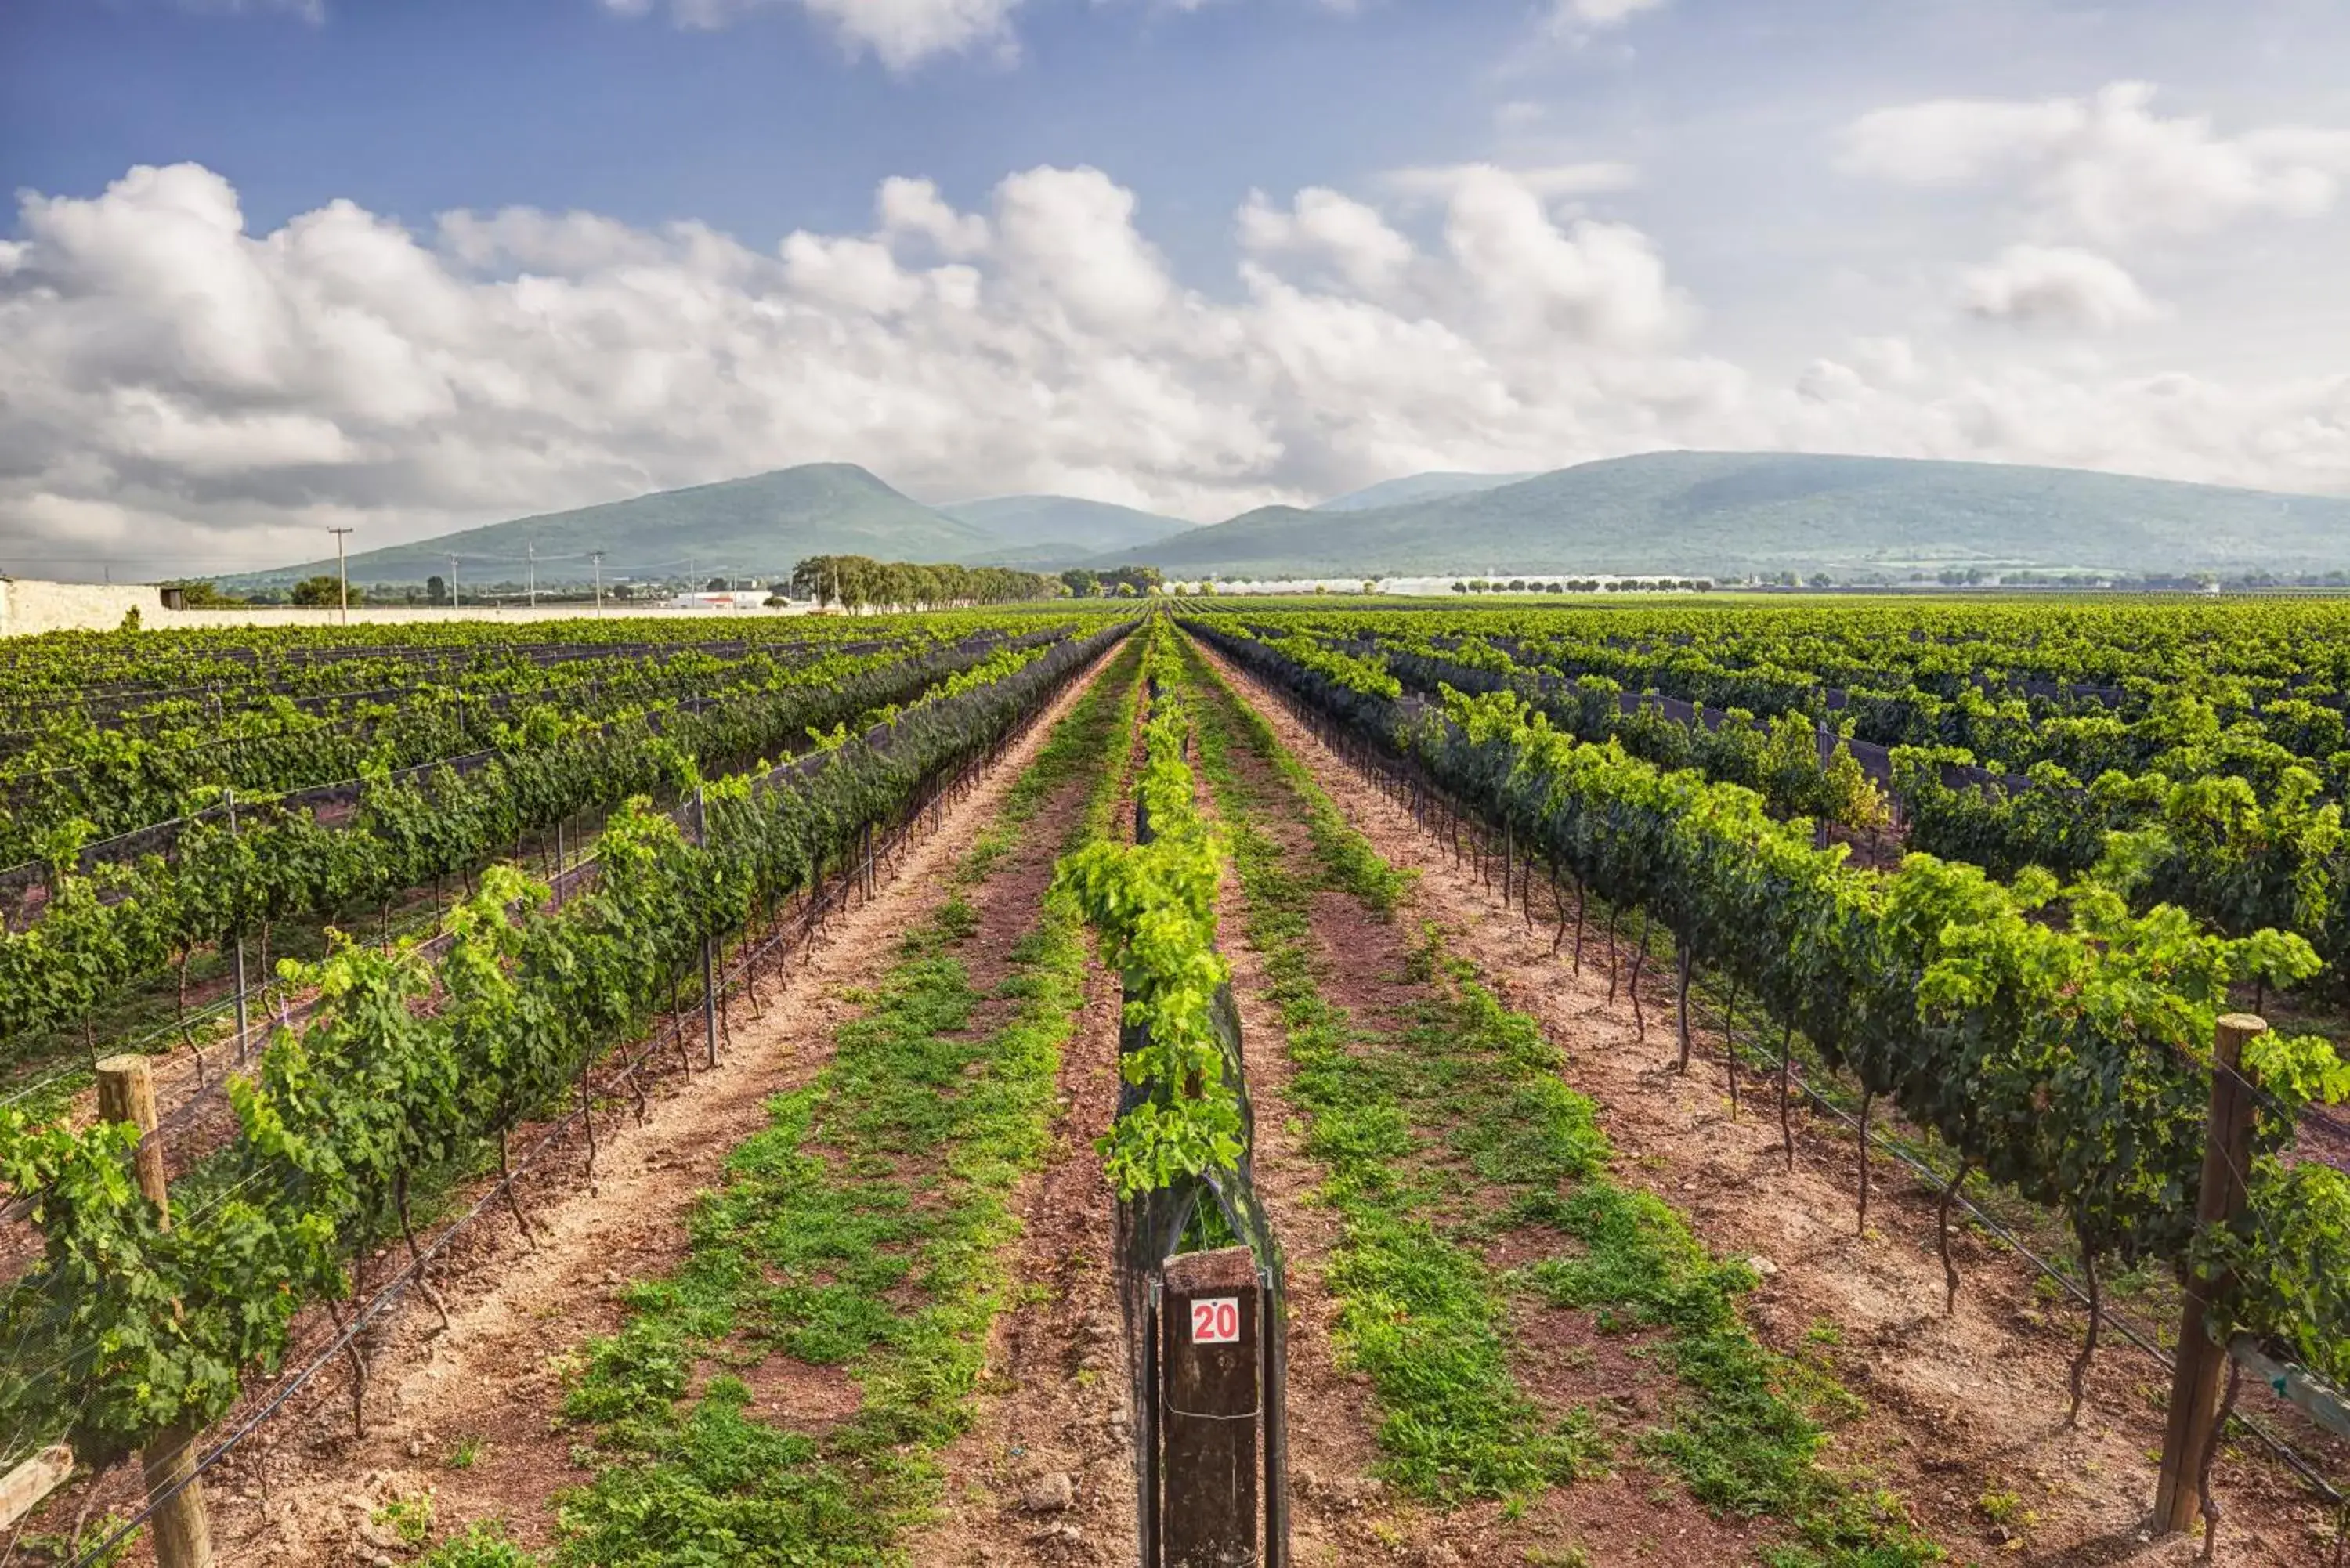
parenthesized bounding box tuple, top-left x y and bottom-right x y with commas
(0, 578, 815, 638)
(0, 580, 165, 637)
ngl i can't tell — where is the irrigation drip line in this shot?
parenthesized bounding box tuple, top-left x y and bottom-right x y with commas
(3, 626, 1080, 1132)
(0, 627, 916, 750)
(0, 625, 1036, 894)
(1229, 647, 2350, 1512)
(0, 654, 821, 804)
(0, 1065, 92, 1113)
(63, 817, 904, 1568)
(1762, 1040, 2341, 1505)
(0, 628, 942, 730)
(49, 633, 1117, 1566)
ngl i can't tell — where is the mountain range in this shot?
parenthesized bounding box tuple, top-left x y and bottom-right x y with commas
(937, 494, 1195, 569)
(1310, 471, 1533, 512)
(1101, 451, 2350, 579)
(232, 451, 2350, 587)
(235, 465, 1000, 588)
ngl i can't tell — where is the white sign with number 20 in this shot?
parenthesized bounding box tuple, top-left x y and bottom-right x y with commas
(1190, 1296, 1242, 1345)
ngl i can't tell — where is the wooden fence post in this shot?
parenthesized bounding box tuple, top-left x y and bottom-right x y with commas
(2153, 1013, 2265, 1534)
(1159, 1245, 1260, 1568)
(95, 1056, 168, 1215)
(96, 1055, 215, 1568)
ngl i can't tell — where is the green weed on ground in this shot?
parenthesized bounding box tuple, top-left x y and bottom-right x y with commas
(1185, 641, 1599, 1502)
(1180, 634, 1941, 1568)
(419, 638, 1142, 1568)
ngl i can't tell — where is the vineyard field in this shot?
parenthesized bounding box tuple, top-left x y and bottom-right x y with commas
(4, 598, 2346, 1568)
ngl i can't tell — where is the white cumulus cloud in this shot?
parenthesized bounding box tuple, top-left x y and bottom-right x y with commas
(1551, 0, 1667, 32)
(177, 0, 326, 22)
(607, 0, 1023, 70)
(1841, 81, 2350, 244)
(2, 159, 2348, 576)
(1238, 187, 1416, 296)
(1960, 245, 2164, 330)
(1383, 161, 1641, 202)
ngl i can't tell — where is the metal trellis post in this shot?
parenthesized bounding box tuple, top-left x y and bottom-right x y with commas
(695, 786, 718, 1068)
(226, 789, 248, 1061)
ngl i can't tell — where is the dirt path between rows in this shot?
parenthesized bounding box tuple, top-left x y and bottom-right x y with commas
(1191, 654, 1779, 1568)
(177, 651, 1123, 1568)
(1197, 640, 2345, 1568)
(912, 676, 1148, 1568)
(1201, 800, 1393, 1568)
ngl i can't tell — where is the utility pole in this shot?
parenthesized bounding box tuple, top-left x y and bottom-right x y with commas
(527, 540, 537, 611)
(590, 551, 606, 616)
(448, 554, 461, 610)
(328, 527, 354, 625)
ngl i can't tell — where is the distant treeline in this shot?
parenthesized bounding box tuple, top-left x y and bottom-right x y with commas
(788, 555, 1063, 609)
(1058, 566, 1162, 598)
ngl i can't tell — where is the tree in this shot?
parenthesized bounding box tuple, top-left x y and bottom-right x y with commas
(1098, 565, 1163, 595)
(791, 553, 1050, 610)
(704, 576, 729, 593)
(425, 575, 448, 606)
(1362, 580, 1379, 594)
(1061, 568, 1101, 598)
(164, 580, 247, 608)
(291, 575, 356, 607)
(791, 555, 855, 607)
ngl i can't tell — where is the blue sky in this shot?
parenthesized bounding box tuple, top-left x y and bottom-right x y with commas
(3, 0, 2348, 574)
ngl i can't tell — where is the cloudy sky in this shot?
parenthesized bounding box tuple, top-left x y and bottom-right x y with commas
(3, 0, 2348, 578)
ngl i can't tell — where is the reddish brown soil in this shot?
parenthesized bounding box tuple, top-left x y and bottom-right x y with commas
(910, 956, 1138, 1568)
(1184, 669, 1782, 1568)
(913, 674, 1148, 1568)
(1207, 836, 1397, 1566)
(28, 654, 1126, 1568)
(1201, 640, 2347, 1568)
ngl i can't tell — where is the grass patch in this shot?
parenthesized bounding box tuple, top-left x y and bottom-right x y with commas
(419, 1520, 539, 1568)
(430, 638, 1141, 1568)
(1184, 639, 1596, 1503)
(1180, 633, 1942, 1567)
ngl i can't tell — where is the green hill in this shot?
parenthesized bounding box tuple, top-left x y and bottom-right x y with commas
(1311, 471, 1533, 512)
(939, 494, 1195, 561)
(1115, 451, 2350, 578)
(232, 464, 992, 588)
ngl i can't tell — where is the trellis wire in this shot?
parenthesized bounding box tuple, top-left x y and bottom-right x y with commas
(1220, 634, 2350, 1512)
(52, 627, 1125, 1568)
